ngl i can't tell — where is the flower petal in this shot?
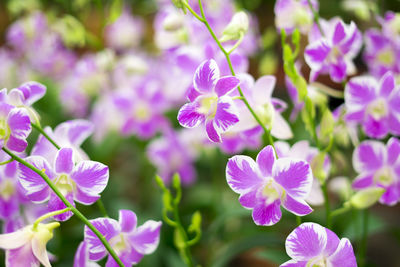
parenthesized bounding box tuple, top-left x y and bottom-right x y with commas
(280, 259, 307, 267)
(178, 102, 205, 128)
(214, 76, 240, 97)
(271, 112, 293, 140)
(256, 145, 276, 177)
(273, 158, 313, 199)
(32, 236, 51, 267)
(71, 161, 109, 198)
(119, 210, 137, 233)
(48, 193, 74, 221)
(17, 82, 46, 106)
(252, 76, 276, 106)
(344, 77, 377, 113)
(282, 195, 313, 216)
(379, 72, 395, 97)
(193, 59, 220, 93)
(332, 20, 346, 45)
(352, 140, 386, 173)
(7, 108, 31, 139)
(387, 137, 400, 165)
(0, 228, 29, 249)
(6, 135, 28, 153)
(213, 96, 239, 133)
(304, 39, 330, 70)
(380, 186, 399, 206)
(55, 148, 74, 174)
(327, 238, 357, 267)
(252, 200, 282, 226)
(362, 114, 388, 139)
(63, 120, 94, 146)
(206, 119, 221, 143)
(6, 243, 37, 267)
(226, 155, 263, 194)
(352, 173, 373, 190)
(129, 220, 162, 255)
(285, 222, 327, 261)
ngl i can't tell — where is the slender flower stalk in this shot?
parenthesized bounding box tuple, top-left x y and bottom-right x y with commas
(183, 0, 276, 150)
(307, 0, 325, 36)
(2, 147, 125, 267)
(33, 208, 71, 230)
(31, 123, 61, 150)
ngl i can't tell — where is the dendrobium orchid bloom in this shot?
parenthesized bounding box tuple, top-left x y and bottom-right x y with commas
(352, 138, 400, 206)
(281, 222, 357, 267)
(0, 221, 60, 267)
(178, 59, 240, 142)
(84, 210, 161, 266)
(305, 18, 362, 83)
(18, 147, 109, 221)
(344, 71, 400, 139)
(226, 145, 313, 226)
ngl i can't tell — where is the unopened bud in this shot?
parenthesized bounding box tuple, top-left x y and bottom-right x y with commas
(349, 187, 385, 209)
(163, 13, 185, 31)
(220, 12, 249, 42)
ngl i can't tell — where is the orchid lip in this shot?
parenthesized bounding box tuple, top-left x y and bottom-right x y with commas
(0, 179, 16, 201)
(366, 98, 388, 120)
(54, 174, 76, 196)
(197, 94, 218, 116)
(261, 178, 285, 205)
(373, 166, 394, 186)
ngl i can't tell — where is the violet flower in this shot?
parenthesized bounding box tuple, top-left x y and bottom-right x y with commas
(178, 59, 240, 143)
(352, 138, 400, 206)
(305, 18, 362, 83)
(281, 222, 357, 267)
(226, 145, 313, 226)
(344, 71, 400, 139)
(84, 210, 161, 266)
(18, 147, 109, 221)
(74, 242, 100, 267)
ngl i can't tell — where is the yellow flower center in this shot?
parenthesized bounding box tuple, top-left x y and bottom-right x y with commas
(366, 98, 388, 120)
(54, 174, 76, 196)
(262, 179, 285, 205)
(110, 234, 128, 254)
(377, 49, 395, 66)
(0, 119, 10, 140)
(374, 167, 394, 186)
(0, 179, 15, 201)
(134, 102, 151, 121)
(198, 94, 218, 117)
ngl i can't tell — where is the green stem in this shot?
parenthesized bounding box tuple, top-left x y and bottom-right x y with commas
(227, 32, 244, 54)
(31, 123, 60, 150)
(96, 199, 109, 217)
(173, 205, 194, 267)
(3, 147, 125, 267)
(33, 208, 71, 230)
(194, 0, 275, 150)
(307, 0, 325, 37)
(331, 205, 351, 218)
(296, 216, 302, 226)
(358, 210, 369, 266)
(0, 158, 13, 165)
(183, 2, 205, 22)
(322, 182, 332, 228)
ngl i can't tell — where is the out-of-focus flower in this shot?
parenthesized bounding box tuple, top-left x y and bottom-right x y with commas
(226, 145, 313, 226)
(84, 210, 161, 266)
(378, 11, 400, 42)
(274, 0, 318, 34)
(178, 59, 240, 142)
(219, 126, 263, 154)
(344, 72, 400, 139)
(352, 138, 400, 206)
(281, 222, 357, 267)
(305, 18, 362, 83)
(220, 12, 249, 42)
(0, 221, 60, 267)
(19, 148, 109, 221)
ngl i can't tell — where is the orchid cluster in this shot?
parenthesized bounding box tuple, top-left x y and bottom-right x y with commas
(0, 0, 399, 266)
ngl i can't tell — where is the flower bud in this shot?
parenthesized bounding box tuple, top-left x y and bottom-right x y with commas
(349, 187, 385, 209)
(220, 12, 249, 42)
(163, 13, 185, 31)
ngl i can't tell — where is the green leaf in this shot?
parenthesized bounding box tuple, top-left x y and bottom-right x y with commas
(108, 0, 123, 24)
(54, 15, 86, 47)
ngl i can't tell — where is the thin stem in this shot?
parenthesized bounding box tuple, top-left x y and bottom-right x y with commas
(296, 216, 302, 226)
(195, 0, 275, 150)
(173, 205, 194, 267)
(183, 2, 205, 22)
(358, 209, 369, 267)
(331, 205, 351, 218)
(31, 123, 60, 150)
(3, 148, 125, 267)
(227, 32, 244, 55)
(0, 158, 13, 165)
(96, 199, 109, 217)
(33, 208, 71, 230)
(307, 0, 325, 37)
(322, 182, 332, 228)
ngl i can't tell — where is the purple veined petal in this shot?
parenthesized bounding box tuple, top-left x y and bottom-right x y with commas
(48, 193, 74, 221)
(17, 81, 46, 106)
(352, 173, 374, 190)
(64, 120, 94, 146)
(7, 108, 31, 139)
(329, 59, 347, 83)
(74, 242, 100, 267)
(129, 220, 162, 255)
(389, 88, 400, 113)
(71, 161, 109, 196)
(344, 77, 377, 112)
(0, 228, 29, 249)
(256, 145, 276, 177)
(323, 227, 341, 257)
(345, 109, 364, 122)
(352, 140, 386, 173)
(327, 238, 357, 267)
(362, 114, 389, 139)
(193, 59, 220, 93)
(379, 72, 395, 97)
(0, 102, 13, 118)
(379, 186, 399, 206)
(7, 89, 25, 107)
(205, 118, 222, 143)
(238, 189, 258, 208)
(31, 126, 57, 160)
(6, 135, 28, 153)
(332, 20, 346, 45)
(280, 259, 307, 267)
(339, 22, 362, 56)
(387, 137, 400, 165)
(304, 39, 331, 70)
(213, 96, 239, 133)
(121, 248, 143, 265)
(273, 158, 313, 199)
(285, 222, 327, 261)
(18, 156, 55, 202)
(187, 84, 202, 102)
(226, 155, 263, 194)
(85, 218, 120, 261)
(177, 102, 205, 128)
(252, 199, 282, 226)
(252, 76, 276, 106)
(214, 76, 240, 97)
(32, 236, 51, 267)
(388, 113, 400, 135)
(271, 98, 288, 113)
(271, 112, 293, 140)
(119, 210, 137, 233)
(282, 195, 313, 216)
(6, 243, 37, 267)
(55, 148, 74, 174)
(75, 186, 100, 205)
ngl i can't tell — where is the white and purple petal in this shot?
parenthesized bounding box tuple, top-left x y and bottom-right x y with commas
(214, 76, 240, 97)
(7, 108, 31, 139)
(352, 140, 386, 173)
(282, 195, 313, 216)
(119, 210, 137, 233)
(178, 102, 206, 128)
(327, 238, 357, 267)
(226, 155, 263, 194)
(252, 200, 282, 226)
(193, 59, 220, 93)
(55, 148, 74, 174)
(128, 220, 162, 255)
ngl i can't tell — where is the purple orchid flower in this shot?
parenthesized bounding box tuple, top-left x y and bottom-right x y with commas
(147, 129, 196, 185)
(84, 210, 161, 266)
(178, 59, 240, 143)
(74, 242, 100, 267)
(352, 138, 400, 206)
(274, 0, 318, 34)
(0, 94, 31, 153)
(18, 147, 109, 221)
(0, 221, 60, 267)
(32, 119, 94, 165)
(226, 145, 313, 226)
(344, 71, 400, 139)
(219, 126, 263, 154)
(305, 18, 362, 83)
(281, 222, 357, 267)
